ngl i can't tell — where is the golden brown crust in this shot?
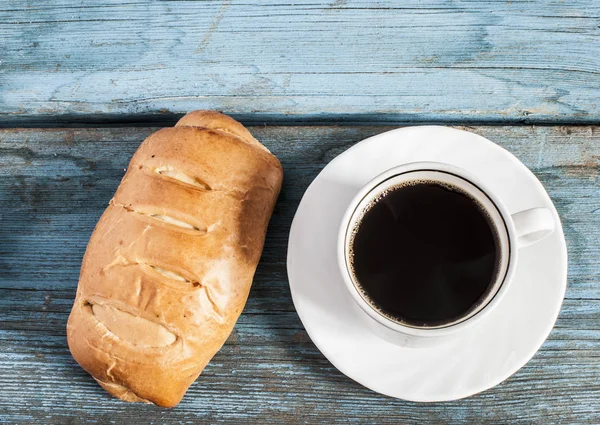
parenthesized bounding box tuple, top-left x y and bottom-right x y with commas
(67, 111, 282, 407)
(175, 110, 268, 152)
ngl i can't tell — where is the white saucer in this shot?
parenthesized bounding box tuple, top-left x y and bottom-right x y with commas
(287, 126, 567, 402)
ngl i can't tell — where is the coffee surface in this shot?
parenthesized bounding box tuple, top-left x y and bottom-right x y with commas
(349, 181, 500, 327)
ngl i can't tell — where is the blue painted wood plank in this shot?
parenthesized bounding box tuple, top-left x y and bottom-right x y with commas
(1, 1, 599, 124)
(0, 329, 599, 424)
(0, 125, 599, 423)
(1, 126, 599, 296)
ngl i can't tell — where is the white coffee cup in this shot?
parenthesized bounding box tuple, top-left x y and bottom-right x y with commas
(337, 161, 556, 346)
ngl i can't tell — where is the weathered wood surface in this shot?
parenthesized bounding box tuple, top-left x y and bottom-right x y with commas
(0, 126, 599, 424)
(2, 0, 600, 125)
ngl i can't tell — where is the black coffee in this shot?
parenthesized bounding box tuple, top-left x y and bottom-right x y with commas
(349, 180, 500, 327)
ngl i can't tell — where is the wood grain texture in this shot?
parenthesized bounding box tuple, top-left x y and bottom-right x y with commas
(1, 0, 600, 125)
(1, 126, 599, 424)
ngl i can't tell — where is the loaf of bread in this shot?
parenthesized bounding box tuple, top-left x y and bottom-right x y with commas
(67, 111, 283, 407)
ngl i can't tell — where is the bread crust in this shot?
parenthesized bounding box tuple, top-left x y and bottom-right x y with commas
(67, 111, 282, 407)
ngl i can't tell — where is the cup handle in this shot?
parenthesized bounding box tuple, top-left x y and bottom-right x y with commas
(511, 207, 556, 248)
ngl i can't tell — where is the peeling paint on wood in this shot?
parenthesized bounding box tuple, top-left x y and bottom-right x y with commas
(0, 126, 599, 423)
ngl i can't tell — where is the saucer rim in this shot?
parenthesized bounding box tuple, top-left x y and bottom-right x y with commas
(287, 125, 568, 402)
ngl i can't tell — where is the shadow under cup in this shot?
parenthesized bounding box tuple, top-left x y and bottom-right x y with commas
(342, 169, 511, 331)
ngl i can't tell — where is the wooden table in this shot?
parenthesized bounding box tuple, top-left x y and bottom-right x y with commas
(1, 1, 599, 424)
